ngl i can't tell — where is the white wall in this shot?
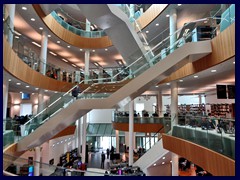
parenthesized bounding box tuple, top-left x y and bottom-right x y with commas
(88, 109, 114, 123)
(147, 164, 172, 176)
(205, 90, 235, 104)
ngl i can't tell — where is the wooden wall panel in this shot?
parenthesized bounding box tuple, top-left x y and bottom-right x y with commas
(4, 38, 74, 92)
(162, 134, 235, 176)
(159, 23, 235, 84)
(137, 4, 168, 29)
(51, 125, 76, 139)
(33, 4, 113, 49)
(112, 122, 163, 133)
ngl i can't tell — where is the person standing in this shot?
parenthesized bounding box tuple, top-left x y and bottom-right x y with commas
(101, 151, 105, 169)
(106, 148, 110, 159)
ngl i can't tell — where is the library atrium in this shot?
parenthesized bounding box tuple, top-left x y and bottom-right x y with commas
(3, 4, 235, 176)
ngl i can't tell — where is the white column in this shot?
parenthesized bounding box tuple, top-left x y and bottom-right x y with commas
(82, 115, 87, 163)
(77, 118, 82, 156)
(157, 91, 163, 117)
(171, 153, 179, 176)
(129, 4, 135, 19)
(3, 77, 9, 119)
(84, 50, 90, 84)
(171, 82, 178, 131)
(75, 71, 81, 82)
(115, 130, 119, 153)
(98, 68, 103, 83)
(40, 31, 48, 75)
(169, 9, 177, 53)
(129, 100, 134, 166)
(6, 4, 15, 48)
(37, 89, 44, 114)
(199, 94, 202, 104)
(35, 147, 41, 176)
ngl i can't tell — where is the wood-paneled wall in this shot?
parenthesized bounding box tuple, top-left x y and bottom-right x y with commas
(137, 4, 168, 29)
(51, 125, 76, 139)
(159, 23, 235, 84)
(162, 134, 235, 176)
(3, 38, 73, 92)
(112, 122, 163, 133)
(33, 4, 113, 49)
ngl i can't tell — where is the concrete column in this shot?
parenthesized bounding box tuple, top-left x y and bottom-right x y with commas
(77, 118, 82, 156)
(129, 100, 134, 166)
(37, 89, 44, 114)
(171, 153, 179, 176)
(40, 31, 48, 75)
(82, 115, 87, 163)
(35, 147, 41, 176)
(115, 130, 119, 153)
(6, 4, 15, 47)
(199, 94, 202, 105)
(169, 9, 177, 53)
(171, 82, 178, 132)
(157, 91, 163, 117)
(75, 71, 81, 83)
(98, 68, 103, 83)
(84, 50, 90, 84)
(3, 77, 9, 119)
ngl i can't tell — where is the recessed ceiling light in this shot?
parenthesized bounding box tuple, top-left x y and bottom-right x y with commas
(35, 88, 39, 90)
(233, 61, 235, 64)
(170, 160, 172, 163)
(22, 7, 27, 10)
(57, 41, 60, 43)
(45, 90, 48, 92)
(166, 14, 170, 17)
(194, 75, 198, 78)
(62, 58, 68, 62)
(26, 85, 30, 88)
(162, 162, 165, 165)
(162, 157, 165, 159)
(15, 36, 19, 39)
(211, 69, 217, 72)
(146, 30, 149, 33)
(39, 27, 43, 30)
(80, 49, 83, 51)
(32, 93, 35, 95)
(153, 163, 156, 166)
(179, 79, 183, 82)
(32, 42, 41, 47)
(166, 83, 170, 85)
(105, 48, 108, 51)
(14, 31, 21, 36)
(49, 51, 57, 56)
(72, 64, 77, 67)
(177, 4, 182, 6)
(92, 50, 95, 52)
(31, 18, 35, 21)
(16, 83, 21, 85)
(8, 79, 12, 81)
(67, 45, 71, 48)
(156, 23, 159, 26)
(48, 34, 51, 37)
(20, 91, 22, 93)
(155, 85, 159, 88)
(54, 91, 58, 93)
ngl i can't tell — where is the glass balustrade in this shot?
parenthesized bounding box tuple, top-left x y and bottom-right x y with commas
(51, 10, 107, 38)
(170, 115, 235, 160)
(3, 4, 235, 151)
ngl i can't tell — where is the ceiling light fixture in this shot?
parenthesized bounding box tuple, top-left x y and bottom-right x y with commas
(62, 58, 68, 62)
(211, 69, 217, 72)
(166, 14, 170, 17)
(20, 91, 22, 93)
(8, 79, 12, 82)
(49, 51, 57, 56)
(146, 30, 149, 33)
(105, 48, 108, 51)
(80, 49, 83, 51)
(16, 83, 21, 85)
(155, 85, 159, 88)
(67, 45, 71, 48)
(92, 50, 95, 52)
(179, 79, 183, 82)
(15, 36, 19, 39)
(194, 75, 198, 78)
(48, 34, 51, 37)
(57, 41, 60, 44)
(39, 27, 43, 30)
(26, 85, 30, 88)
(31, 18, 35, 21)
(233, 61, 235, 64)
(22, 7, 27, 10)
(153, 163, 156, 166)
(177, 4, 182, 6)
(14, 31, 22, 36)
(162, 162, 165, 165)
(45, 90, 48, 92)
(156, 23, 159, 26)
(35, 88, 39, 90)
(170, 160, 172, 163)
(166, 83, 170, 85)
(72, 64, 77, 67)
(32, 42, 41, 47)
(162, 157, 165, 159)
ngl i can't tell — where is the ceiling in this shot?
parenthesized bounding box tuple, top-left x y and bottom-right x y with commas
(4, 4, 235, 96)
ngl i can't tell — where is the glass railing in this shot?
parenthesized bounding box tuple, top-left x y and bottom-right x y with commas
(51, 10, 107, 38)
(3, 4, 235, 146)
(170, 115, 235, 160)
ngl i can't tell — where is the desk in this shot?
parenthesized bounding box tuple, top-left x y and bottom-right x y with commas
(172, 125, 235, 159)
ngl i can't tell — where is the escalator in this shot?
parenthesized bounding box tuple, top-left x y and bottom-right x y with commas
(17, 39, 212, 152)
